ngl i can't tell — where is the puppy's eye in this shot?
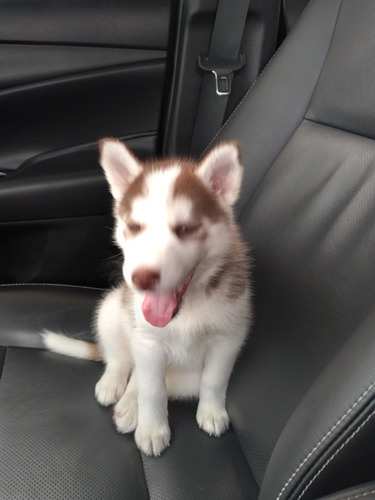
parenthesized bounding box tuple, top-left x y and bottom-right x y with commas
(174, 224, 200, 238)
(127, 222, 142, 235)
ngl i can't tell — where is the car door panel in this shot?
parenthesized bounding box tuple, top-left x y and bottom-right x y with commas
(1, 45, 166, 91)
(0, 60, 166, 171)
(0, 0, 171, 287)
(0, 0, 170, 48)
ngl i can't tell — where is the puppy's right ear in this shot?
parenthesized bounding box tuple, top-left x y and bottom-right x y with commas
(99, 138, 142, 200)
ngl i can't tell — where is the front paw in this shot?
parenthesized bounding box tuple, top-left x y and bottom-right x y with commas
(135, 423, 171, 457)
(196, 402, 230, 437)
(114, 391, 138, 434)
(95, 371, 127, 406)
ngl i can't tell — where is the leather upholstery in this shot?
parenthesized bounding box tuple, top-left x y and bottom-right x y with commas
(1, 0, 375, 498)
(317, 481, 375, 500)
(0, 284, 102, 348)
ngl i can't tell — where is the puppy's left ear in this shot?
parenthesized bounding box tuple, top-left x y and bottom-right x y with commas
(99, 138, 142, 201)
(197, 141, 243, 206)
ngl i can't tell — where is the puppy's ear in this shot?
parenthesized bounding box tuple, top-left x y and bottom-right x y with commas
(196, 141, 243, 206)
(99, 138, 142, 200)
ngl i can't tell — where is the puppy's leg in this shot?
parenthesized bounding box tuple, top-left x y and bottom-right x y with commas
(132, 339, 171, 456)
(196, 334, 243, 437)
(95, 288, 132, 406)
(113, 371, 138, 433)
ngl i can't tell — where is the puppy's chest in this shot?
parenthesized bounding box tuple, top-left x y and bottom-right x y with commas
(163, 327, 208, 367)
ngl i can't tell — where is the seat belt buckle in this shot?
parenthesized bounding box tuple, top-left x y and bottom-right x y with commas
(212, 70, 234, 96)
(198, 54, 245, 96)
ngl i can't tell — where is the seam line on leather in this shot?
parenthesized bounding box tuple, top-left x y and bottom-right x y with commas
(275, 380, 375, 500)
(0, 282, 106, 291)
(340, 490, 375, 500)
(199, 50, 278, 160)
(297, 409, 375, 500)
(200, 0, 341, 160)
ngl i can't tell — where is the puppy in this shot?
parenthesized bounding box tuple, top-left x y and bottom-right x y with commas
(43, 139, 252, 456)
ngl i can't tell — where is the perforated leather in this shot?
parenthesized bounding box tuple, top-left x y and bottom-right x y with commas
(1, 1, 375, 499)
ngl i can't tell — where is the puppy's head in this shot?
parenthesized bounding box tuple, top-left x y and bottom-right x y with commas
(99, 139, 243, 327)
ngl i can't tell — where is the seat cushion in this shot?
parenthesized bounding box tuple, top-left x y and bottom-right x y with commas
(0, 346, 258, 499)
(0, 283, 103, 348)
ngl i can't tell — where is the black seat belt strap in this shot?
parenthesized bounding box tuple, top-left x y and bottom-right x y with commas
(190, 0, 250, 157)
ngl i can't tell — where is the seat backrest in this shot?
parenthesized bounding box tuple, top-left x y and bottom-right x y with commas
(212, 0, 375, 498)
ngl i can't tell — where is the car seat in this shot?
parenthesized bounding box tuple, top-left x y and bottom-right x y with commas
(1, 0, 375, 498)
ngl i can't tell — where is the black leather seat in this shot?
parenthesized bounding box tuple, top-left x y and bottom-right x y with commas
(1, 0, 375, 498)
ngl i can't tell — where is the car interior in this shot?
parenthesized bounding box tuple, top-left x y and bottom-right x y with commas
(1, 0, 375, 498)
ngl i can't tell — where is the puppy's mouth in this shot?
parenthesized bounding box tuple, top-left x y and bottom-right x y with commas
(141, 269, 195, 328)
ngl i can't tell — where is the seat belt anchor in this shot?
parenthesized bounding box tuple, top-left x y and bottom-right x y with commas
(198, 54, 245, 96)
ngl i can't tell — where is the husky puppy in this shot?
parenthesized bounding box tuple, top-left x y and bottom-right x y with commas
(43, 139, 251, 456)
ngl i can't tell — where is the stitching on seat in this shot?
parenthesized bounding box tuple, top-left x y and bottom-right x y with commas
(0, 282, 106, 291)
(340, 490, 375, 500)
(199, 50, 278, 160)
(337, 490, 375, 500)
(276, 380, 375, 500)
(297, 409, 375, 500)
(200, 0, 342, 159)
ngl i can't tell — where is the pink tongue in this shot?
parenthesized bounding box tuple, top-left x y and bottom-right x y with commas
(142, 290, 178, 328)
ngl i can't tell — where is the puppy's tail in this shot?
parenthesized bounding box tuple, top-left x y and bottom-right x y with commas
(41, 330, 102, 362)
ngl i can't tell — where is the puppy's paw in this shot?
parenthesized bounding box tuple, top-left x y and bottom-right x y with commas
(113, 391, 138, 434)
(95, 371, 127, 406)
(196, 403, 230, 437)
(135, 423, 171, 457)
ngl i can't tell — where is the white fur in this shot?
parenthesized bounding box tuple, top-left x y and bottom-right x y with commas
(42, 141, 251, 457)
(197, 141, 243, 206)
(99, 138, 141, 200)
(95, 278, 250, 456)
(41, 331, 94, 360)
(121, 167, 201, 292)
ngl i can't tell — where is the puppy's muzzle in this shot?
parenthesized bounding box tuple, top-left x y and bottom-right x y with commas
(132, 268, 160, 291)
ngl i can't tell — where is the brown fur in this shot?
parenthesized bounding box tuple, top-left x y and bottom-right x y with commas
(87, 342, 102, 362)
(173, 164, 225, 223)
(117, 156, 227, 230)
(206, 231, 249, 300)
(118, 173, 146, 219)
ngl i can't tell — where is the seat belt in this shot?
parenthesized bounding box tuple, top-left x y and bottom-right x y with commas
(189, 0, 251, 157)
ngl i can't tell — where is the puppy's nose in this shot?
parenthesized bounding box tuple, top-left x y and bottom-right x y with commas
(132, 268, 160, 291)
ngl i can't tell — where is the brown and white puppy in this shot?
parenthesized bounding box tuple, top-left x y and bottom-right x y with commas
(43, 139, 252, 456)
